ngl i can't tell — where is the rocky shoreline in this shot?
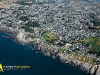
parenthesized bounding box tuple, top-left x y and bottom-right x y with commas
(0, 0, 100, 74)
(0, 26, 100, 75)
(33, 42, 100, 75)
(15, 34, 100, 75)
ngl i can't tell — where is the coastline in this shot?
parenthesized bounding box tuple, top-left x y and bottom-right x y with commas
(0, 26, 100, 75)
(0, 0, 100, 74)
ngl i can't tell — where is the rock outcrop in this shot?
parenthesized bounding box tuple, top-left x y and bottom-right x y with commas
(90, 65, 98, 75)
(95, 65, 100, 75)
(16, 31, 30, 43)
(56, 53, 100, 75)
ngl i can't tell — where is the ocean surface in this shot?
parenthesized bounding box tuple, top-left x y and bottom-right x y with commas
(94, 0, 100, 2)
(0, 31, 90, 75)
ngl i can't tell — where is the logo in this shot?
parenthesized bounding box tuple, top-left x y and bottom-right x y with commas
(0, 63, 4, 72)
(0, 63, 30, 72)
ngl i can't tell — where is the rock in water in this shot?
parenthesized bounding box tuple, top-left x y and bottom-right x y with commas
(96, 65, 100, 75)
(90, 65, 98, 75)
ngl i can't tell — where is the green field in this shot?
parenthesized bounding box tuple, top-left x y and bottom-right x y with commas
(42, 32, 57, 43)
(84, 36, 100, 54)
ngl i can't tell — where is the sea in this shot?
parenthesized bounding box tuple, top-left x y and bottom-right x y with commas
(94, 0, 100, 2)
(0, 31, 90, 75)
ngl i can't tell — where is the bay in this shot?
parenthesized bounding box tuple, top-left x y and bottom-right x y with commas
(0, 31, 89, 75)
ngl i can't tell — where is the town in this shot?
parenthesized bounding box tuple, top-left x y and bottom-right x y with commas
(0, 0, 100, 75)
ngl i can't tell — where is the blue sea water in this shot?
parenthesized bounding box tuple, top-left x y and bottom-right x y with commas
(0, 31, 90, 75)
(94, 0, 100, 2)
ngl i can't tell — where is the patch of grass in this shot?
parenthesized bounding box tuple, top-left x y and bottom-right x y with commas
(78, 56, 85, 62)
(73, 36, 100, 55)
(72, 40, 84, 43)
(84, 57, 89, 62)
(58, 48, 65, 53)
(69, 52, 96, 64)
(78, 56, 96, 64)
(89, 58, 96, 64)
(42, 32, 57, 43)
(72, 53, 78, 59)
(84, 36, 100, 54)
